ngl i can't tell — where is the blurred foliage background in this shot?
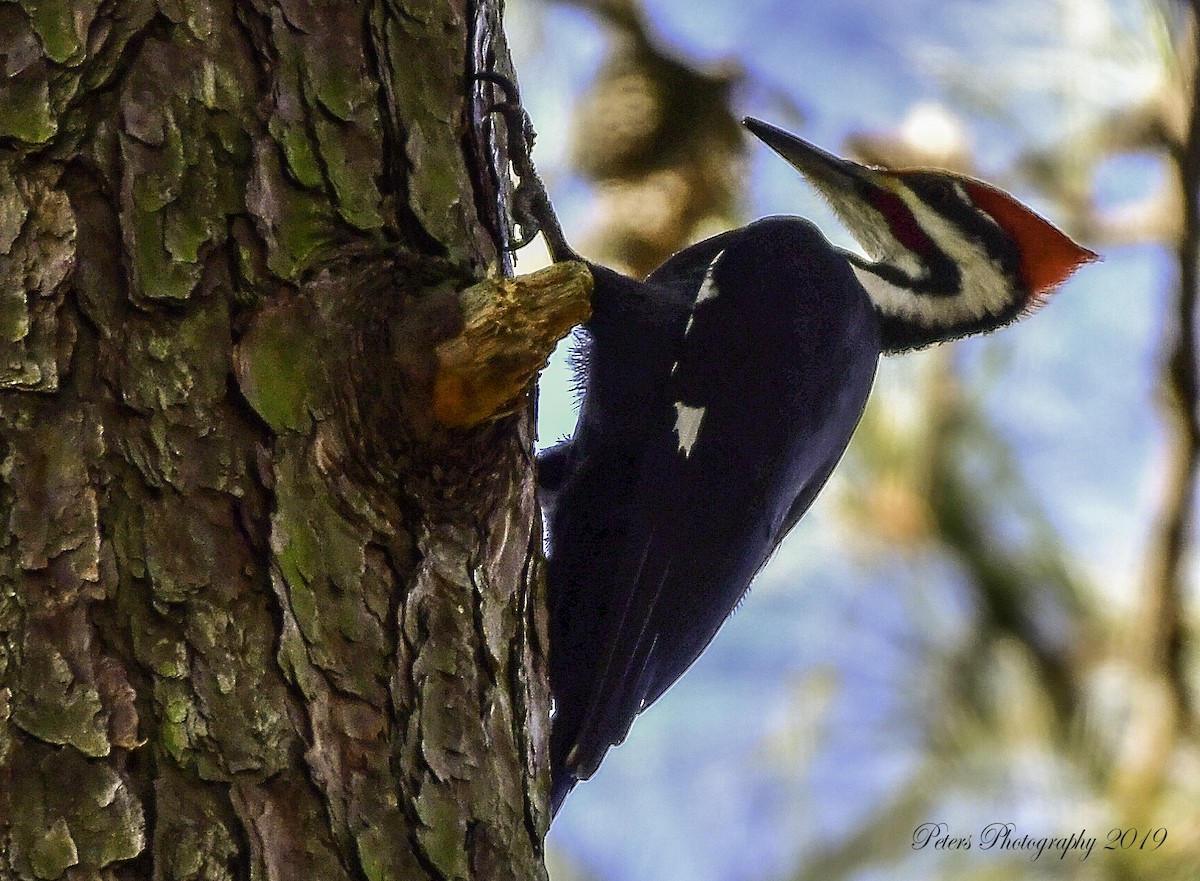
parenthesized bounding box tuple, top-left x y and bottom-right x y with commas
(508, 0, 1200, 878)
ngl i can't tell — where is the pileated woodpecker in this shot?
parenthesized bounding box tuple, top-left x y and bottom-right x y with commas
(520, 114, 1096, 814)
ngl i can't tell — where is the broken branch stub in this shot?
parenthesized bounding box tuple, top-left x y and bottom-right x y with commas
(433, 261, 593, 428)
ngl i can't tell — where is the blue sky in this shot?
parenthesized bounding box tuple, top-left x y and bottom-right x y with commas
(507, 1, 1176, 878)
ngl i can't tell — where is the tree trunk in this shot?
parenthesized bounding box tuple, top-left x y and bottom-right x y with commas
(0, 1, 553, 879)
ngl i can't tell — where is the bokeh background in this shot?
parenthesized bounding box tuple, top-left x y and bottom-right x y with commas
(506, 0, 1200, 878)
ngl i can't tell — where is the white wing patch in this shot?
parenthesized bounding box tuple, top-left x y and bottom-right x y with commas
(673, 402, 705, 456)
(683, 249, 725, 339)
(672, 249, 720, 454)
(694, 249, 725, 305)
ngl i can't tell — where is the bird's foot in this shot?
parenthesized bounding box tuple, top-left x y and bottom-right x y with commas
(473, 72, 580, 263)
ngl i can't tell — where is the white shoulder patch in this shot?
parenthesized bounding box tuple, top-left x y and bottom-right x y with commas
(673, 402, 705, 456)
(694, 249, 725, 306)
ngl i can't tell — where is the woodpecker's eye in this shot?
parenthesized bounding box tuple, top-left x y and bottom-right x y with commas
(914, 175, 956, 209)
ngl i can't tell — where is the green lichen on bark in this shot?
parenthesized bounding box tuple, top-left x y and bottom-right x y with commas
(22, 0, 100, 65)
(13, 629, 109, 757)
(116, 27, 254, 302)
(0, 165, 75, 391)
(270, 440, 392, 700)
(1, 0, 156, 146)
(0, 71, 57, 145)
(375, 2, 490, 260)
(264, 1, 386, 233)
(248, 140, 344, 283)
(154, 795, 242, 881)
(234, 294, 330, 433)
(2, 0, 551, 878)
(7, 740, 145, 877)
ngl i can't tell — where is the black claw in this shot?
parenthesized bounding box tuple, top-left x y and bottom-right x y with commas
(504, 226, 538, 252)
(473, 71, 520, 106)
(470, 71, 580, 263)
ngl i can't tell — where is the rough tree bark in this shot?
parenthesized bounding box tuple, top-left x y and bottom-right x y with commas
(0, 1, 577, 878)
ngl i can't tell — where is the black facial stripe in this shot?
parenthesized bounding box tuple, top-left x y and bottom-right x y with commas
(868, 245, 962, 298)
(909, 174, 1024, 285)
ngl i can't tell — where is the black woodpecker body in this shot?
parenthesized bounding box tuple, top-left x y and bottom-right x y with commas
(539, 118, 1096, 815)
